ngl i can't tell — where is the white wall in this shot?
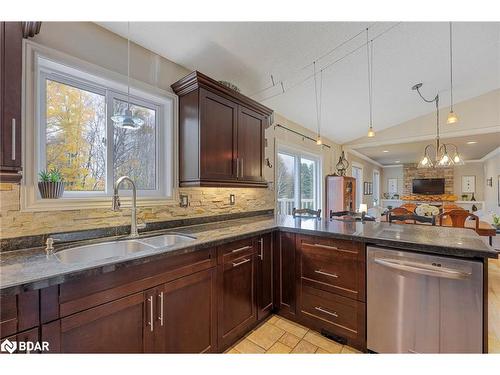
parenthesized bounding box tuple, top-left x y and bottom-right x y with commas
(345, 152, 381, 208)
(32, 22, 190, 93)
(484, 153, 500, 216)
(381, 166, 404, 197)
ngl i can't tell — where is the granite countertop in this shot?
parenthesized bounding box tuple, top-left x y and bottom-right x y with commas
(1, 214, 497, 295)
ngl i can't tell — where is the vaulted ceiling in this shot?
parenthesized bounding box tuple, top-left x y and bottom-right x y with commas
(98, 22, 500, 144)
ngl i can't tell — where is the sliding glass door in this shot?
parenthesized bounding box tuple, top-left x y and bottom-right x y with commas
(277, 149, 321, 215)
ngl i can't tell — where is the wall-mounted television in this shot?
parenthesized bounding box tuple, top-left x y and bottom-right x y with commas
(412, 178, 445, 195)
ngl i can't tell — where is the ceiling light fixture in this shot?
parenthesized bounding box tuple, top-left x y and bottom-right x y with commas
(366, 29, 375, 138)
(447, 22, 459, 125)
(382, 150, 389, 153)
(313, 62, 323, 146)
(466, 141, 477, 145)
(411, 82, 464, 168)
(111, 22, 144, 130)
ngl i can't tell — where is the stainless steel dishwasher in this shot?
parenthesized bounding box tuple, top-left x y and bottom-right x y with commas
(367, 246, 483, 353)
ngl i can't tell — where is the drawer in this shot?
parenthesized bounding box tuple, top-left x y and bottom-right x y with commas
(299, 285, 366, 350)
(218, 238, 255, 265)
(298, 236, 365, 301)
(298, 235, 362, 254)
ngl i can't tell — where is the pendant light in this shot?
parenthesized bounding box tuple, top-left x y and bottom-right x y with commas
(447, 22, 458, 124)
(111, 22, 145, 130)
(313, 62, 323, 145)
(412, 83, 464, 168)
(366, 29, 375, 138)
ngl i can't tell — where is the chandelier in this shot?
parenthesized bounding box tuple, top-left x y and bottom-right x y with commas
(411, 83, 464, 168)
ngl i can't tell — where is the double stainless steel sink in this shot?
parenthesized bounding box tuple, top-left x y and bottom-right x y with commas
(54, 234, 195, 264)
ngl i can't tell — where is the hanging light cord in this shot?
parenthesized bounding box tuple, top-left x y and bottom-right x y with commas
(449, 22, 454, 111)
(259, 22, 401, 102)
(127, 21, 131, 111)
(313, 62, 323, 139)
(366, 29, 374, 128)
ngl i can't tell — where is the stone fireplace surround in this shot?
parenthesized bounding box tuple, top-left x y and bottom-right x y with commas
(402, 163, 454, 196)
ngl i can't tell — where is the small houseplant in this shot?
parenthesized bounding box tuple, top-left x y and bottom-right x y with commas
(493, 214, 500, 229)
(38, 169, 64, 199)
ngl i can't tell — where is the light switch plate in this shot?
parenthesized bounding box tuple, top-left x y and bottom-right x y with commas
(229, 194, 236, 205)
(180, 194, 189, 207)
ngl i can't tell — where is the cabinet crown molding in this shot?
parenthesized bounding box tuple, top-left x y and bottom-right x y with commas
(171, 71, 273, 120)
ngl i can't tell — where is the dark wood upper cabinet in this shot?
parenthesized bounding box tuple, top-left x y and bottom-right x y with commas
(0, 22, 23, 182)
(0, 22, 41, 183)
(172, 71, 273, 188)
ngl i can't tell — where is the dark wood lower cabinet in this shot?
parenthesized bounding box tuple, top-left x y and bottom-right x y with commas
(43, 292, 146, 353)
(256, 233, 273, 320)
(4, 232, 369, 353)
(217, 250, 257, 351)
(274, 232, 297, 319)
(162, 268, 217, 353)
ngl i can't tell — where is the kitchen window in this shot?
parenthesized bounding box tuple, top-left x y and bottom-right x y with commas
(22, 43, 176, 210)
(276, 149, 321, 215)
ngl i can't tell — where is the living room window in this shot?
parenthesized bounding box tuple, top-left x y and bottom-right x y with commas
(276, 148, 321, 215)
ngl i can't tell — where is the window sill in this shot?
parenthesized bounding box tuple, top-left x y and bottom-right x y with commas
(20, 186, 176, 212)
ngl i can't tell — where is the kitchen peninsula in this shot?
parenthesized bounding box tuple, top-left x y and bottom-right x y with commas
(1, 213, 496, 353)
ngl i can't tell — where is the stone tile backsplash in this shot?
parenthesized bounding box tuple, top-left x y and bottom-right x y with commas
(0, 184, 275, 239)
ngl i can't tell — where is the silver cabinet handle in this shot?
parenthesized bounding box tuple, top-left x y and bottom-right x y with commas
(314, 269, 338, 278)
(232, 258, 250, 267)
(158, 292, 164, 326)
(311, 243, 338, 250)
(148, 296, 154, 332)
(373, 258, 471, 280)
(236, 157, 240, 178)
(240, 158, 244, 177)
(231, 245, 252, 253)
(315, 306, 338, 318)
(11, 119, 16, 161)
(258, 238, 264, 260)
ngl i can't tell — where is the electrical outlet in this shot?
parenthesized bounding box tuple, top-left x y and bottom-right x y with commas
(179, 194, 189, 207)
(229, 194, 236, 205)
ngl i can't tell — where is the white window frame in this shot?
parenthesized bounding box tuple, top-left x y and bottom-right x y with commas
(21, 41, 178, 211)
(276, 143, 322, 214)
(372, 169, 380, 207)
(351, 163, 363, 211)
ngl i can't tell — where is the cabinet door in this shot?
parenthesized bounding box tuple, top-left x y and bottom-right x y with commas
(256, 233, 273, 320)
(218, 252, 256, 350)
(237, 106, 266, 182)
(42, 292, 147, 353)
(274, 232, 297, 319)
(199, 88, 238, 181)
(1, 22, 23, 171)
(161, 268, 217, 353)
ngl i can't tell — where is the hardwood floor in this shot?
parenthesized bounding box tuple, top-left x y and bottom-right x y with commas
(489, 257, 500, 353)
(225, 315, 361, 354)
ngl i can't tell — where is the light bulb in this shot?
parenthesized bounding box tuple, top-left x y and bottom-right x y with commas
(316, 136, 322, 145)
(447, 110, 458, 124)
(453, 152, 465, 165)
(367, 126, 375, 138)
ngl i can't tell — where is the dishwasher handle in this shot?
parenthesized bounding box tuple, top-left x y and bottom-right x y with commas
(373, 258, 472, 280)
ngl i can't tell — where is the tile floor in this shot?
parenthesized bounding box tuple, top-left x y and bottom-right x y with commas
(226, 256, 500, 354)
(225, 315, 361, 354)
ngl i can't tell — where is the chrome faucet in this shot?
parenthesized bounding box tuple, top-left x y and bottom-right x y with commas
(112, 176, 142, 238)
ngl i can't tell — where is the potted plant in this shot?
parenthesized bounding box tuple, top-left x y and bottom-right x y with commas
(38, 169, 65, 199)
(493, 214, 500, 229)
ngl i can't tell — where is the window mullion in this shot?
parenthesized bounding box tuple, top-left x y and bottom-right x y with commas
(105, 91, 114, 196)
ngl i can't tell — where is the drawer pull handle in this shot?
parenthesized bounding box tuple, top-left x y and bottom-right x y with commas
(11, 119, 16, 161)
(314, 269, 338, 278)
(148, 296, 154, 332)
(232, 258, 250, 267)
(315, 306, 338, 318)
(312, 243, 338, 250)
(258, 238, 264, 260)
(158, 292, 164, 326)
(232, 245, 252, 253)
